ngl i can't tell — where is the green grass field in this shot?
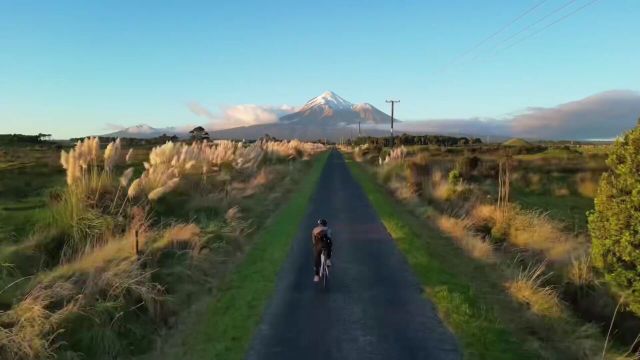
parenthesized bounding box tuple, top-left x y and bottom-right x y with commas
(0, 146, 65, 241)
(513, 188, 594, 232)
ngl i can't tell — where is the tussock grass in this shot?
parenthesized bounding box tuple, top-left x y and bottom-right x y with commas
(576, 172, 599, 198)
(436, 216, 496, 262)
(567, 255, 595, 288)
(507, 208, 584, 263)
(506, 263, 564, 318)
(150, 224, 202, 253)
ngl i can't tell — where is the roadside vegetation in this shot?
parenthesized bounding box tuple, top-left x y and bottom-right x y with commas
(161, 151, 328, 360)
(0, 136, 325, 359)
(342, 131, 639, 359)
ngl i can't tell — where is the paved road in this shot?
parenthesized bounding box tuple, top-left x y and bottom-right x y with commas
(246, 151, 460, 360)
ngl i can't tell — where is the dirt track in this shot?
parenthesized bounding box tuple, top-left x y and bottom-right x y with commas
(246, 151, 460, 360)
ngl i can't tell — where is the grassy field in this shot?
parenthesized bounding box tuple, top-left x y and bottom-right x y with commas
(344, 142, 636, 358)
(0, 138, 327, 359)
(347, 158, 537, 359)
(0, 145, 65, 241)
(513, 188, 594, 232)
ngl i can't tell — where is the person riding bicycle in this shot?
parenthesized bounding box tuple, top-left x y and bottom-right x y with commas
(312, 218, 333, 282)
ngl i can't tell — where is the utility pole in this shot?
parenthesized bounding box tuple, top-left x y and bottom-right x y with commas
(358, 120, 361, 137)
(386, 100, 400, 147)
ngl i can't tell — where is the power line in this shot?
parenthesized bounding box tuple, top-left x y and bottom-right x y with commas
(481, 0, 580, 58)
(499, 0, 602, 53)
(438, 0, 548, 72)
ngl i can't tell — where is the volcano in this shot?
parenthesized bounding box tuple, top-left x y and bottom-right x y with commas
(211, 91, 393, 140)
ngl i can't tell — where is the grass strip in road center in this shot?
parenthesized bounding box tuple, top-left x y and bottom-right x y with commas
(179, 152, 329, 360)
(346, 158, 536, 359)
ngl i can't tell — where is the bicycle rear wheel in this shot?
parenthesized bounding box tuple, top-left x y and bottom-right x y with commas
(321, 251, 329, 289)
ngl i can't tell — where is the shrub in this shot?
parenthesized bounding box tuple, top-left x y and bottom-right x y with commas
(447, 169, 461, 187)
(588, 125, 640, 314)
(456, 154, 480, 178)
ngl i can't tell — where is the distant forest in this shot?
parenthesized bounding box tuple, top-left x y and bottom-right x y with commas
(349, 134, 483, 147)
(0, 133, 52, 145)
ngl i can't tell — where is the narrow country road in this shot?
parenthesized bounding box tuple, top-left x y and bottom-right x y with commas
(246, 151, 460, 360)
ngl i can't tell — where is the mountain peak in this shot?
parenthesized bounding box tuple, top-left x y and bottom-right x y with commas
(279, 92, 391, 125)
(128, 124, 156, 133)
(302, 91, 353, 111)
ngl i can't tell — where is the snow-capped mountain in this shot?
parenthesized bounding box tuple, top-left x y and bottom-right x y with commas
(104, 124, 183, 138)
(279, 91, 391, 126)
(103, 92, 394, 141)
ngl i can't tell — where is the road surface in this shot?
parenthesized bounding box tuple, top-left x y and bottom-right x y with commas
(246, 151, 460, 360)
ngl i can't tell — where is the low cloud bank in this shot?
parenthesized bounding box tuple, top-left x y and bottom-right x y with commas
(187, 102, 296, 130)
(372, 90, 640, 140)
(185, 90, 640, 140)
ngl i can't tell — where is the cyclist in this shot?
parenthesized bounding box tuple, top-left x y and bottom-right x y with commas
(312, 218, 333, 282)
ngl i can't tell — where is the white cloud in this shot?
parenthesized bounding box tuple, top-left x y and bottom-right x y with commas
(187, 102, 296, 130)
(104, 123, 126, 131)
(369, 90, 640, 140)
(509, 90, 640, 139)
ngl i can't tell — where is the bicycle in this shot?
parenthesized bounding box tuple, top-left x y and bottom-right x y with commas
(319, 248, 330, 289)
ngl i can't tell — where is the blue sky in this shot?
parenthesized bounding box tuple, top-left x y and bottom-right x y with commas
(1, 0, 639, 138)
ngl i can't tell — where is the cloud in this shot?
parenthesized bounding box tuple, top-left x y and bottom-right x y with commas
(377, 90, 640, 140)
(509, 90, 640, 139)
(104, 123, 126, 131)
(187, 102, 296, 130)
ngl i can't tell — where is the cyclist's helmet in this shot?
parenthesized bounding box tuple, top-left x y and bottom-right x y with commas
(318, 219, 328, 226)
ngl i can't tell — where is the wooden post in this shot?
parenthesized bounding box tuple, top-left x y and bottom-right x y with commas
(134, 229, 139, 256)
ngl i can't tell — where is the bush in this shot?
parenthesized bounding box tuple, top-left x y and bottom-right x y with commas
(448, 169, 461, 186)
(588, 125, 640, 314)
(456, 155, 480, 179)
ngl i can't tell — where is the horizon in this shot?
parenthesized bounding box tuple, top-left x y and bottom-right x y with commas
(1, 1, 639, 139)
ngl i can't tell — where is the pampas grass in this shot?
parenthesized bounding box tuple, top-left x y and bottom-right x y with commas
(384, 146, 406, 164)
(0, 137, 326, 359)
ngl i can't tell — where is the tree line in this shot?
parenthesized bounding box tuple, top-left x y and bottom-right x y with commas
(349, 133, 483, 147)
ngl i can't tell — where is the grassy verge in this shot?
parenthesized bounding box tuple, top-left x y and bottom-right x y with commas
(173, 152, 328, 360)
(346, 158, 538, 359)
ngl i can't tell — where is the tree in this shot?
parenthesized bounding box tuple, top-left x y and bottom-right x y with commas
(189, 126, 209, 141)
(588, 124, 640, 314)
(37, 133, 52, 141)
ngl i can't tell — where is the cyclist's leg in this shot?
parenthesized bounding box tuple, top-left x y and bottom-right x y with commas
(313, 245, 322, 276)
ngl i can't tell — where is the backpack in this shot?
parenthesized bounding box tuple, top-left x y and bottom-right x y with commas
(313, 229, 330, 247)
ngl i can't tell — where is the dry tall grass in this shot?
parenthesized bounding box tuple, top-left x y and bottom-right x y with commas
(576, 172, 599, 198)
(468, 203, 586, 263)
(506, 262, 564, 318)
(567, 255, 595, 287)
(358, 147, 631, 359)
(383, 146, 406, 164)
(1, 137, 325, 359)
(127, 139, 325, 201)
(436, 216, 496, 262)
(508, 209, 584, 263)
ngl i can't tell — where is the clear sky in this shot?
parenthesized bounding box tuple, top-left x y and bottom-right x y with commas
(1, 0, 638, 138)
